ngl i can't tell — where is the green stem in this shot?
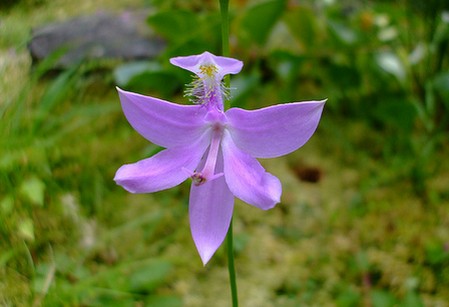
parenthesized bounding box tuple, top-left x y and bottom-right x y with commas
(220, 0, 231, 110)
(220, 0, 238, 304)
(220, 0, 230, 58)
(226, 218, 239, 307)
(219, 1, 238, 303)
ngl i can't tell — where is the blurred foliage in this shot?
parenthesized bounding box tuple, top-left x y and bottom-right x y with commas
(1, 0, 449, 306)
(0, 0, 46, 10)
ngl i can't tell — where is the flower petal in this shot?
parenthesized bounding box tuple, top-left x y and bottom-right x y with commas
(117, 87, 208, 148)
(189, 153, 234, 265)
(114, 134, 209, 193)
(221, 131, 281, 210)
(170, 51, 243, 79)
(225, 100, 326, 158)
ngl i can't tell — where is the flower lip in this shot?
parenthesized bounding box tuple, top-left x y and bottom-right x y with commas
(204, 109, 227, 124)
(169, 51, 243, 80)
(199, 64, 218, 79)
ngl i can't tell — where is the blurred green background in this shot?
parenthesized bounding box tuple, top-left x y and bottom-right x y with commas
(1, 0, 449, 306)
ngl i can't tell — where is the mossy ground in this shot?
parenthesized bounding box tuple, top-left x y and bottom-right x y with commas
(1, 1, 449, 306)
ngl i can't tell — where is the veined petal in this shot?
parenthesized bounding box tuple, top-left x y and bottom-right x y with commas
(189, 153, 234, 265)
(117, 87, 208, 148)
(114, 134, 209, 193)
(225, 100, 326, 158)
(222, 131, 281, 210)
(170, 51, 243, 79)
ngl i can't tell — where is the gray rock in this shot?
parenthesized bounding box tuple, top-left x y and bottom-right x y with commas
(28, 10, 165, 67)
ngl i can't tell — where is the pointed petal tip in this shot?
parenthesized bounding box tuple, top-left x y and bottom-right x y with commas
(315, 98, 327, 113)
(113, 166, 138, 194)
(193, 239, 217, 266)
(199, 251, 214, 266)
(297, 98, 327, 106)
(115, 86, 126, 94)
(261, 197, 281, 211)
(115, 86, 131, 99)
(255, 195, 281, 211)
(113, 165, 125, 184)
(168, 57, 179, 66)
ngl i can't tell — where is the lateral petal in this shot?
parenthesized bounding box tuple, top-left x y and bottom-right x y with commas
(189, 153, 234, 265)
(117, 87, 208, 148)
(114, 134, 209, 193)
(225, 100, 326, 158)
(222, 131, 281, 210)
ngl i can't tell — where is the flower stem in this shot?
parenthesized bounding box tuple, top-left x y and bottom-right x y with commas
(226, 218, 239, 307)
(219, 1, 238, 304)
(219, 0, 231, 110)
(220, 0, 230, 58)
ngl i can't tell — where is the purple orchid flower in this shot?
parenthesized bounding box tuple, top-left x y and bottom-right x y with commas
(114, 51, 325, 265)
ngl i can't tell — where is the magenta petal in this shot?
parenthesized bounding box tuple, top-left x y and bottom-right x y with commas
(170, 51, 243, 79)
(189, 154, 234, 265)
(117, 87, 208, 148)
(221, 131, 281, 210)
(226, 100, 326, 158)
(114, 135, 208, 193)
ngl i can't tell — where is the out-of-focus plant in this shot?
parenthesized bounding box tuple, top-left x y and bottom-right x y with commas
(257, 0, 448, 200)
(114, 0, 287, 101)
(401, 0, 449, 198)
(0, 51, 185, 304)
(0, 55, 119, 302)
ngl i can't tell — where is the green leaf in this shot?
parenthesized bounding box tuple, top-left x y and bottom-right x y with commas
(371, 290, 397, 307)
(336, 287, 361, 307)
(18, 218, 35, 241)
(375, 51, 406, 84)
(284, 5, 317, 49)
(374, 98, 417, 132)
(425, 242, 449, 265)
(433, 71, 449, 108)
(433, 12, 449, 46)
(230, 72, 261, 107)
(327, 20, 358, 45)
(400, 291, 424, 307)
(20, 176, 45, 207)
(38, 66, 77, 115)
(240, 0, 286, 46)
(1, 195, 14, 215)
(355, 251, 369, 272)
(148, 10, 198, 43)
(33, 263, 56, 294)
(114, 62, 160, 86)
(0, 248, 16, 268)
(114, 62, 180, 96)
(145, 295, 182, 307)
(128, 261, 172, 293)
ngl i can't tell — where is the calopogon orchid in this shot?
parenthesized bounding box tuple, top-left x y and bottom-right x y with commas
(114, 51, 325, 265)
